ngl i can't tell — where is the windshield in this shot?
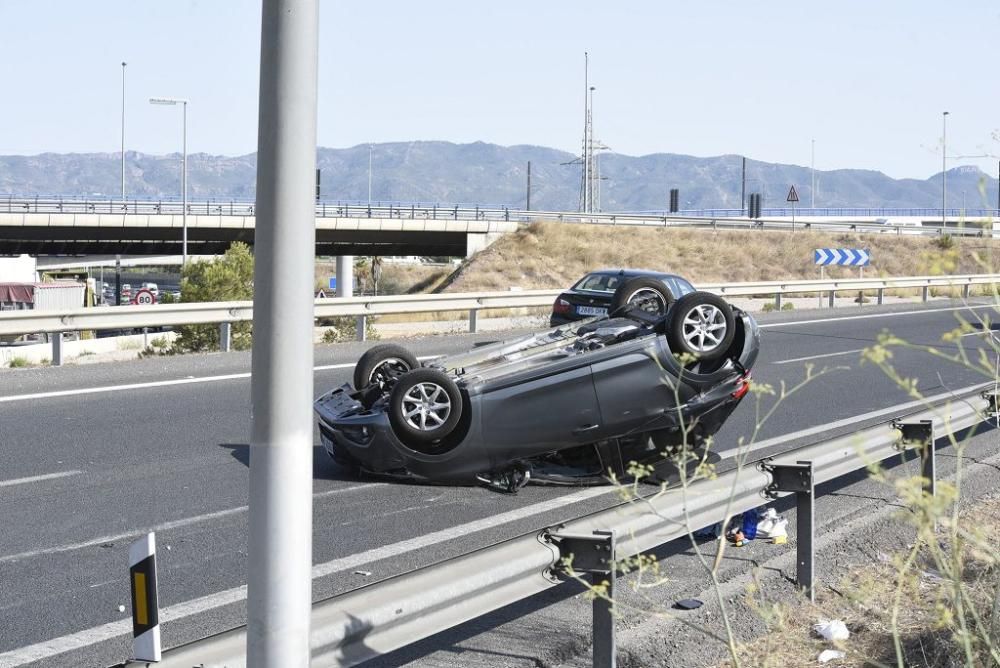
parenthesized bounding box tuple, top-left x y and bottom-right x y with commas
(573, 272, 695, 297)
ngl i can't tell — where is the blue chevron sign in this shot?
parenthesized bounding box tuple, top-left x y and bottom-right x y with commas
(814, 248, 871, 266)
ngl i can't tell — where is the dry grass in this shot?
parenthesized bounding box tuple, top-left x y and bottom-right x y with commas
(315, 260, 450, 296)
(442, 222, 1000, 293)
(716, 494, 1000, 668)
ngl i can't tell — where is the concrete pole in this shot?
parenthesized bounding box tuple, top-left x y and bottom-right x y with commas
(336, 256, 353, 297)
(247, 0, 318, 665)
(182, 100, 188, 266)
(121, 62, 127, 201)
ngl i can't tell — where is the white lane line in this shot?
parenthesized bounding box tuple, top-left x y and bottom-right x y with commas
(0, 470, 82, 488)
(773, 348, 865, 365)
(712, 380, 989, 461)
(758, 303, 993, 329)
(0, 357, 440, 404)
(0, 486, 611, 668)
(0, 483, 381, 565)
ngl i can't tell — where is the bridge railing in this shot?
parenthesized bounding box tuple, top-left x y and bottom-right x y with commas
(2, 274, 998, 364)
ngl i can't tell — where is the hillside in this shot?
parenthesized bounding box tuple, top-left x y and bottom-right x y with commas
(441, 222, 998, 293)
(1, 141, 996, 211)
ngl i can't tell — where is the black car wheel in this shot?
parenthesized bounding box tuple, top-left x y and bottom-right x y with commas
(610, 277, 675, 318)
(388, 368, 463, 446)
(665, 292, 736, 361)
(353, 344, 420, 391)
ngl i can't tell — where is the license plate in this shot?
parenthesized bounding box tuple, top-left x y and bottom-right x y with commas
(576, 305, 607, 317)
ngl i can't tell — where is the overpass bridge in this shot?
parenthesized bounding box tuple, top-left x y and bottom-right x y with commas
(1, 197, 997, 257)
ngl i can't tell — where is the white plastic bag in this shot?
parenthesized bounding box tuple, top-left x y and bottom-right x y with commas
(818, 649, 846, 663)
(813, 619, 850, 641)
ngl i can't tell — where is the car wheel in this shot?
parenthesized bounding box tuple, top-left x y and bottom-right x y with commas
(353, 344, 419, 391)
(609, 277, 675, 318)
(388, 368, 463, 446)
(665, 292, 736, 361)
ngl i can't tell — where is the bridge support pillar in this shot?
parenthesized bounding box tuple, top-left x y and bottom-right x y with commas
(51, 331, 64, 366)
(336, 256, 353, 298)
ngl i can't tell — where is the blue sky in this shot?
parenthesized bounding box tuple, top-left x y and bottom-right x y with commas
(1, 1, 998, 179)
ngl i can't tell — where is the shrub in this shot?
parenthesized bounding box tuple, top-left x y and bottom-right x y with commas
(321, 317, 379, 343)
(8, 356, 29, 368)
(173, 243, 254, 353)
(932, 233, 955, 250)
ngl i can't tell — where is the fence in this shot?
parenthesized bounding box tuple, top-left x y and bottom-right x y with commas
(2, 274, 999, 365)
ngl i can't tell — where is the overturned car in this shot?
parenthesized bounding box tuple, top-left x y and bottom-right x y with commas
(315, 277, 760, 489)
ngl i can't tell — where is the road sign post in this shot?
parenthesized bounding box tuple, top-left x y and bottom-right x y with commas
(787, 185, 799, 226)
(814, 248, 871, 308)
(247, 0, 319, 665)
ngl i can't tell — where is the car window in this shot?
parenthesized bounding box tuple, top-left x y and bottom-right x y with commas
(573, 273, 622, 293)
(666, 277, 695, 296)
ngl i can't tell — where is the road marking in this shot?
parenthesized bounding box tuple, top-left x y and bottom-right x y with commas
(0, 357, 438, 404)
(758, 303, 993, 329)
(0, 483, 380, 565)
(0, 470, 81, 488)
(0, 486, 611, 667)
(773, 348, 865, 365)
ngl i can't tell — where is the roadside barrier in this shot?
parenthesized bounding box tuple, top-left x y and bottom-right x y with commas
(1, 274, 999, 365)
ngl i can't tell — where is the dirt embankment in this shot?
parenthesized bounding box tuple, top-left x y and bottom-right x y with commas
(439, 222, 998, 293)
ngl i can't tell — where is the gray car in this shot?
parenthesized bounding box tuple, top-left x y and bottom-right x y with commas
(315, 277, 759, 490)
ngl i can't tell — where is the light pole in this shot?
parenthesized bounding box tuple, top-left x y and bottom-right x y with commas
(368, 143, 373, 205)
(121, 62, 127, 201)
(150, 97, 189, 265)
(942, 111, 949, 227)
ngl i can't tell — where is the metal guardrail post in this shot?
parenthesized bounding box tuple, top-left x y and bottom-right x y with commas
(765, 461, 815, 602)
(51, 331, 64, 366)
(469, 309, 478, 333)
(962, 284, 971, 299)
(896, 420, 935, 498)
(356, 315, 367, 342)
(219, 322, 232, 352)
(827, 289, 835, 308)
(877, 288, 885, 305)
(922, 285, 930, 302)
(551, 530, 617, 668)
(774, 293, 782, 311)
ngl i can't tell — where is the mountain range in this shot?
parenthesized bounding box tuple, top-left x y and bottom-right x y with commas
(0, 141, 997, 212)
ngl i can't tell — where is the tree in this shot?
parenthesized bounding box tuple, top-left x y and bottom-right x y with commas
(172, 242, 255, 352)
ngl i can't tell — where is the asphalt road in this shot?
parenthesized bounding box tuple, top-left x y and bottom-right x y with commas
(0, 299, 998, 668)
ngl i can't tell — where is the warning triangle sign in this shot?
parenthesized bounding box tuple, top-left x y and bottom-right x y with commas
(786, 185, 799, 203)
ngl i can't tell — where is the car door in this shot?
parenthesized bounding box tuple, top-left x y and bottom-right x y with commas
(478, 359, 602, 459)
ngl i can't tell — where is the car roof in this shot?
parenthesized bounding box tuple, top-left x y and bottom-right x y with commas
(586, 268, 688, 281)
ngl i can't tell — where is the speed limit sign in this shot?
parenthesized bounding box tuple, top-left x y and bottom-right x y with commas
(134, 289, 156, 305)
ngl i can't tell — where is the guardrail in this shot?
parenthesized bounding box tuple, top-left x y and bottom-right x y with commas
(2, 274, 999, 365)
(141, 382, 998, 667)
(3, 196, 995, 238)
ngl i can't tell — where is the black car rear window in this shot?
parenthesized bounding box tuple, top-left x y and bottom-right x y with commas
(573, 273, 624, 293)
(574, 272, 695, 296)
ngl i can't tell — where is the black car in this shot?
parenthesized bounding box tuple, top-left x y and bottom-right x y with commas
(314, 277, 759, 491)
(550, 269, 696, 326)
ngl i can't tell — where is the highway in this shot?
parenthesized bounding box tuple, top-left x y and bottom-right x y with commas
(0, 300, 998, 668)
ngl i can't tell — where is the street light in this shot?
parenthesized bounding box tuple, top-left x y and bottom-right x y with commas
(942, 111, 949, 227)
(368, 143, 373, 205)
(121, 62, 127, 201)
(150, 97, 189, 265)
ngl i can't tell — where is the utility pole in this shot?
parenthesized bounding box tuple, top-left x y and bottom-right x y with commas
(247, 0, 318, 665)
(942, 111, 949, 227)
(582, 52, 590, 213)
(526, 161, 531, 211)
(121, 62, 127, 201)
(741, 156, 746, 215)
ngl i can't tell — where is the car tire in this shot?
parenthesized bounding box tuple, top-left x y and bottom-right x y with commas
(353, 344, 420, 391)
(665, 292, 736, 361)
(609, 277, 675, 318)
(388, 368, 463, 446)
